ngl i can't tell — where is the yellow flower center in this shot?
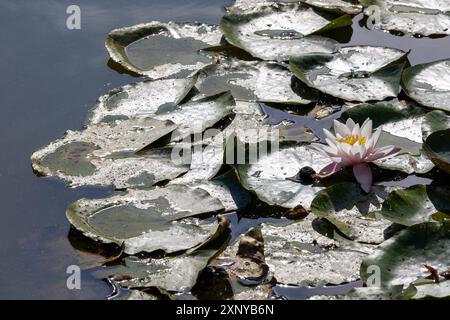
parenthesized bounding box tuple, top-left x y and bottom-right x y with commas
(338, 135, 366, 146)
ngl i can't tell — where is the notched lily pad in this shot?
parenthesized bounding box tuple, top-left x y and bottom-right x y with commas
(220, 2, 345, 61)
(31, 118, 181, 187)
(299, 0, 363, 15)
(290, 46, 408, 102)
(423, 129, 450, 174)
(106, 21, 222, 79)
(361, 0, 450, 37)
(94, 250, 217, 292)
(67, 184, 228, 252)
(402, 59, 450, 112)
(237, 144, 331, 210)
(195, 60, 319, 104)
(311, 182, 396, 244)
(261, 216, 376, 286)
(361, 222, 450, 290)
(87, 77, 197, 124)
(380, 185, 450, 227)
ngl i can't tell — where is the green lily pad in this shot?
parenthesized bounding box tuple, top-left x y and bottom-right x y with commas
(66, 184, 230, 252)
(361, 222, 450, 289)
(423, 129, 450, 173)
(237, 144, 330, 210)
(106, 21, 222, 79)
(360, 0, 450, 37)
(87, 77, 197, 125)
(412, 281, 450, 300)
(422, 110, 450, 141)
(195, 60, 319, 104)
(290, 46, 408, 102)
(311, 182, 396, 244)
(31, 118, 184, 187)
(309, 285, 410, 300)
(402, 59, 450, 112)
(261, 216, 376, 286)
(154, 92, 235, 142)
(299, 0, 363, 15)
(380, 185, 450, 227)
(94, 250, 217, 292)
(220, 2, 345, 61)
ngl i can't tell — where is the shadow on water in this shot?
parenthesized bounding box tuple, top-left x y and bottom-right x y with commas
(1, 0, 450, 299)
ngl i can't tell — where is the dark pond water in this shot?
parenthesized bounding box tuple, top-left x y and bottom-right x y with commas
(0, 0, 449, 299)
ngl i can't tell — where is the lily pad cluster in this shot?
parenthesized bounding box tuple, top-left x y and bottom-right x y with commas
(31, 0, 450, 300)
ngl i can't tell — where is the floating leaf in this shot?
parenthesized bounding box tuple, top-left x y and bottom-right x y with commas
(31, 118, 186, 187)
(195, 60, 318, 104)
(220, 2, 344, 61)
(290, 46, 408, 102)
(94, 250, 217, 292)
(311, 182, 396, 244)
(361, 222, 450, 290)
(422, 111, 450, 141)
(380, 185, 450, 227)
(412, 281, 450, 300)
(402, 59, 450, 112)
(87, 77, 197, 125)
(309, 285, 410, 300)
(261, 216, 376, 286)
(237, 144, 331, 209)
(423, 129, 450, 174)
(106, 21, 222, 79)
(67, 184, 227, 251)
(299, 0, 363, 15)
(360, 0, 450, 37)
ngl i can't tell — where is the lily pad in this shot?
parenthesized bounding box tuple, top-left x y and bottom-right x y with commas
(360, 222, 450, 289)
(237, 144, 331, 210)
(360, 0, 450, 37)
(299, 0, 363, 15)
(380, 185, 450, 227)
(402, 59, 450, 112)
(67, 184, 227, 248)
(195, 60, 319, 104)
(290, 46, 408, 102)
(106, 21, 222, 79)
(87, 77, 197, 125)
(261, 216, 376, 286)
(412, 281, 450, 300)
(422, 110, 450, 141)
(94, 250, 217, 292)
(31, 118, 183, 187)
(311, 182, 396, 244)
(220, 2, 345, 61)
(309, 285, 409, 300)
(423, 129, 450, 173)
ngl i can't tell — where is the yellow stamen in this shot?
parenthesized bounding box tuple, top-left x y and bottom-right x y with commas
(338, 135, 366, 146)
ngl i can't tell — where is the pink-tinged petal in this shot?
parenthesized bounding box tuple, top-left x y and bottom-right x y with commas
(317, 162, 344, 178)
(334, 120, 351, 137)
(366, 146, 401, 162)
(346, 118, 356, 132)
(353, 163, 373, 193)
(323, 128, 337, 142)
(371, 127, 382, 147)
(361, 119, 372, 138)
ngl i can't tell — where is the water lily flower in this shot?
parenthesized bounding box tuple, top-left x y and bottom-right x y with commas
(310, 118, 400, 193)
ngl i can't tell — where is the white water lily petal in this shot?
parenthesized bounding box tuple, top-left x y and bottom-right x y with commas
(361, 119, 373, 138)
(334, 120, 352, 137)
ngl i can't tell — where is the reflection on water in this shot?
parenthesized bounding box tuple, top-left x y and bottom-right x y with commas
(1, 0, 449, 299)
